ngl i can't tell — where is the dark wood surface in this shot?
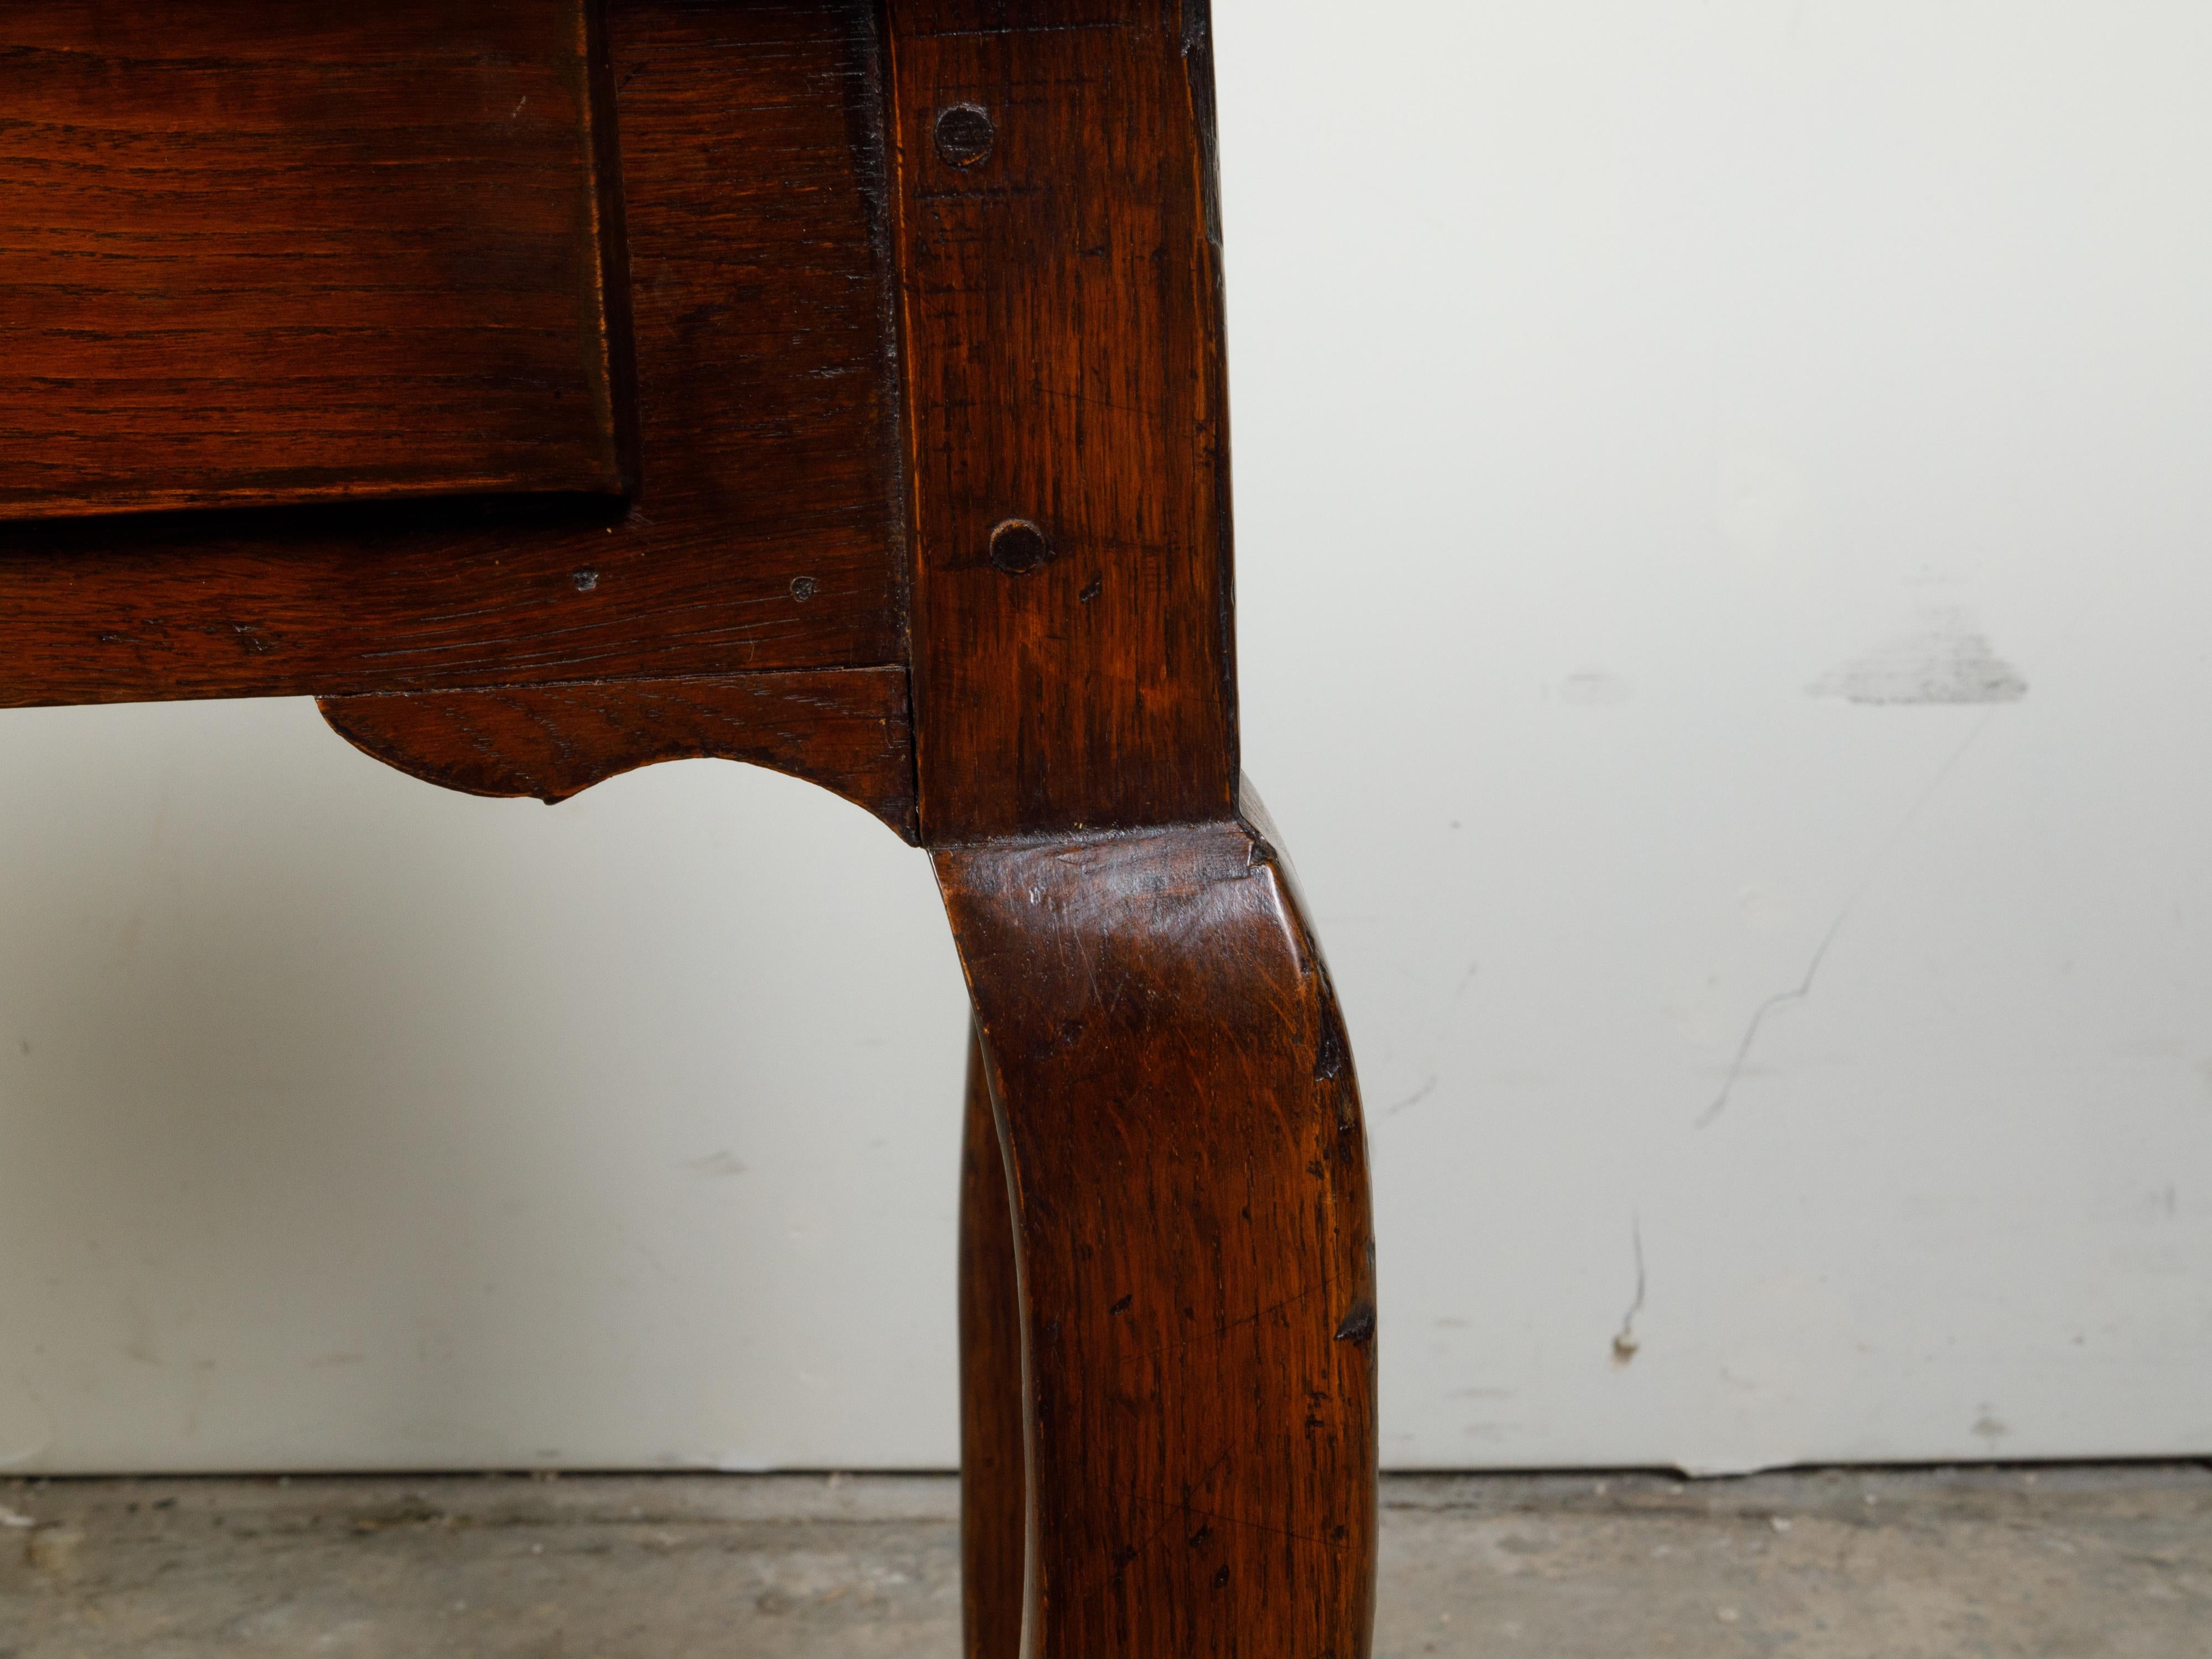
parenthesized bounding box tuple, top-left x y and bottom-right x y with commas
(0, 0, 904, 710)
(0, 0, 634, 521)
(959, 1022, 1029, 1659)
(938, 797, 1379, 1658)
(888, 0, 1239, 842)
(319, 667, 916, 839)
(2, 6, 1381, 1650)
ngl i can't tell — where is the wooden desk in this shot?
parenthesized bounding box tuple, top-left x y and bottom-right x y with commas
(0, 4, 1378, 1652)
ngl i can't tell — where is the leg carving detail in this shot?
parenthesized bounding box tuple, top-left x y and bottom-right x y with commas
(940, 795, 1378, 1659)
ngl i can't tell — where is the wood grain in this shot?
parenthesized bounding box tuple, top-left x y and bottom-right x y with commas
(937, 795, 1378, 1658)
(887, 0, 1239, 842)
(0, 0, 904, 707)
(960, 1021, 1030, 1659)
(3, 9, 1382, 1648)
(317, 668, 916, 839)
(0, 0, 633, 521)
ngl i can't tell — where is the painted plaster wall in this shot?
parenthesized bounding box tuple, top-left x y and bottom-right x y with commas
(2, 0, 2208, 1473)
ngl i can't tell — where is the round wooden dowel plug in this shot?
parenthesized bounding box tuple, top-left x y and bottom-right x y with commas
(935, 103, 996, 168)
(987, 519, 1052, 576)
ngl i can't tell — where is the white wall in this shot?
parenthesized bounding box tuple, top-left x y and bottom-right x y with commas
(4, 0, 2209, 1475)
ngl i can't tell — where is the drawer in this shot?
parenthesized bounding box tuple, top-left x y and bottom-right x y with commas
(0, 0, 633, 522)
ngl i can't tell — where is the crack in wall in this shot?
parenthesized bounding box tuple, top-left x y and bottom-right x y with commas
(1696, 706, 2008, 1129)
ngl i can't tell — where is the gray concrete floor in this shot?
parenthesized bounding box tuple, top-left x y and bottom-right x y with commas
(3, 1465, 2208, 1657)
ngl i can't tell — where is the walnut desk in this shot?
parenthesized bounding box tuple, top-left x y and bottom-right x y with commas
(0, 3, 1378, 1652)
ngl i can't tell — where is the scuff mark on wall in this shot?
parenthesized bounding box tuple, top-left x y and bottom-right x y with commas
(1557, 670, 1631, 707)
(1387, 961, 1479, 1116)
(1387, 1074, 1438, 1115)
(1613, 1218, 1646, 1366)
(1809, 610, 2028, 706)
(1, 1372, 55, 1470)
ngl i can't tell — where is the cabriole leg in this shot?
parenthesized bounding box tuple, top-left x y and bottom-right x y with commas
(940, 799, 1379, 1659)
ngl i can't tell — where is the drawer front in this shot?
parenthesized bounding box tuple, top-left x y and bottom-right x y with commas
(0, 1, 906, 711)
(0, 0, 632, 522)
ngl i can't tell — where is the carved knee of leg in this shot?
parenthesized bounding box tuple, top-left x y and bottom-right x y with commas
(937, 807, 1377, 1658)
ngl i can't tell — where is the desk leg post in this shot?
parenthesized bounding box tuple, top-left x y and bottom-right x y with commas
(961, 1020, 1030, 1659)
(939, 805, 1378, 1659)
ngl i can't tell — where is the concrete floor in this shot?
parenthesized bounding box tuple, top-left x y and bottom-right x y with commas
(2, 1465, 2208, 1657)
